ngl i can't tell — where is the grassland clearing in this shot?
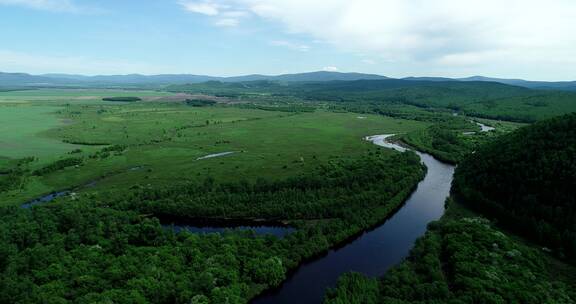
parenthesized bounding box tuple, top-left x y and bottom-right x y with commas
(0, 93, 428, 207)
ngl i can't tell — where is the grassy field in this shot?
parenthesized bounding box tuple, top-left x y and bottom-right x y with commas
(2, 88, 573, 304)
(0, 95, 428, 206)
(0, 88, 173, 102)
(0, 90, 431, 304)
(0, 89, 177, 165)
(0, 104, 85, 163)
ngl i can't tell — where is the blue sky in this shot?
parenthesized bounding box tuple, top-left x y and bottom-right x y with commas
(1, 0, 575, 80)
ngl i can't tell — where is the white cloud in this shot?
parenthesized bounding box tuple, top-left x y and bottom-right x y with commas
(322, 66, 339, 72)
(212, 0, 576, 79)
(361, 59, 376, 65)
(222, 10, 248, 18)
(270, 40, 310, 52)
(214, 18, 239, 27)
(0, 0, 81, 12)
(179, 0, 221, 16)
(180, 0, 251, 27)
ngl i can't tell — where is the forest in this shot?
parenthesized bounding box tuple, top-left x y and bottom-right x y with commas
(102, 97, 143, 102)
(325, 114, 576, 303)
(0, 84, 574, 303)
(0, 147, 424, 303)
(453, 113, 576, 261)
(4, 0, 576, 301)
(325, 211, 576, 304)
(167, 79, 576, 122)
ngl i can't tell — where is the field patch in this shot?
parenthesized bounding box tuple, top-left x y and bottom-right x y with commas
(0, 104, 83, 161)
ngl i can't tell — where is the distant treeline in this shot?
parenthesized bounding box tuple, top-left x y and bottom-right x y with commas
(63, 139, 111, 146)
(102, 96, 142, 102)
(33, 157, 83, 176)
(185, 99, 217, 107)
(166, 80, 576, 123)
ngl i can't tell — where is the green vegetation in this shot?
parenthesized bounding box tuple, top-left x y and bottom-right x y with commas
(399, 118, 478, 163)
(33, 157, 83, 176)
(185, 99, 217, 107)
(0, 88, 428, 303)
(326, 204, 576, 303)
(1, 100, 426, 207)
(325, 114, 576, 304)
(102, 96, 142, 102)
(463, 92, 576, 122)
(0, 144, 424, 303)
(454, 113, 576, 261)
(238, 103, 316, 113)
(167, 80, 576, 122)
(399, 118, 525, 163)
(0, 89, 172, 103)
(1, 84, 574, 304)
(0, 104, 86, 161)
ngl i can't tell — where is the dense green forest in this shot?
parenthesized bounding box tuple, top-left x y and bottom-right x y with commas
(0, 151, 424, 303)
(398, 118, 477, 164)
(325, 114, 576, 303)
(185, 99, 217, 107)
(102, 97, 142, 102)
(453, 113, 576, 261)
(398, 118, 524, 164)
(325, 206, 576, 304)
(167, 80, 576, 122)
(1, 83, 574, 303)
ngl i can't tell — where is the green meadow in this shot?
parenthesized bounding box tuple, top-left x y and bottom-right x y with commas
(0, 89, 176, 165)
(0, 93, 428, 206)
(0, 88, 172, 101)
(0, 87, 574, 304)
(0, 104, 83, 162)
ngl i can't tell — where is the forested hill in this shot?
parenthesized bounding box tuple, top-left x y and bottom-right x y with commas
(325, 114, 576, 304)
(167, 79, 576, 122)
(453, 113, 576, 262)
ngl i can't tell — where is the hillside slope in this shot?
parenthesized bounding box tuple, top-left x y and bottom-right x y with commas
(453, 113, 576, 261)
(325, 114, 576, 304)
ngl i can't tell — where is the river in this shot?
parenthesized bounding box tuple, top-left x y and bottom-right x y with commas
(19, 133, 458, 304)
(251, 135, 456, 304)
(476, 122, 495, 132)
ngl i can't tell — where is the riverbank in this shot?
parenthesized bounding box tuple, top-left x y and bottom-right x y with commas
(252, 136, 455, 304)
(325, 197, 576, 303)
(325, 120, 576, 303)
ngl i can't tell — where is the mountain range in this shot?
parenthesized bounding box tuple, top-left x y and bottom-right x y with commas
(1, 71, 575, 91)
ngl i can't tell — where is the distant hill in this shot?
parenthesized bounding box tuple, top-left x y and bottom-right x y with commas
(402, 76, 455, 82)
(2, 70, 575, 91)
(226, 71, 388, 82)
(0, 72, 70, 86)
(0, 71, 388, 87)
(39, 73, 219, 85)
(403, 75, 576, 91)
(458, 76, 576, 91)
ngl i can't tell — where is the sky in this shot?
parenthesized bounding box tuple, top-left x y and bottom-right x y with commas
(1, 0, 575, 80)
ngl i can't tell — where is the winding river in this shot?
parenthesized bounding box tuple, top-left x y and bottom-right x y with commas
(20, 133, 458, 304)
(252, 135, 456, 304)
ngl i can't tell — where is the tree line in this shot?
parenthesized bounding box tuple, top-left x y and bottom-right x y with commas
(0, 150, 425, 303)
